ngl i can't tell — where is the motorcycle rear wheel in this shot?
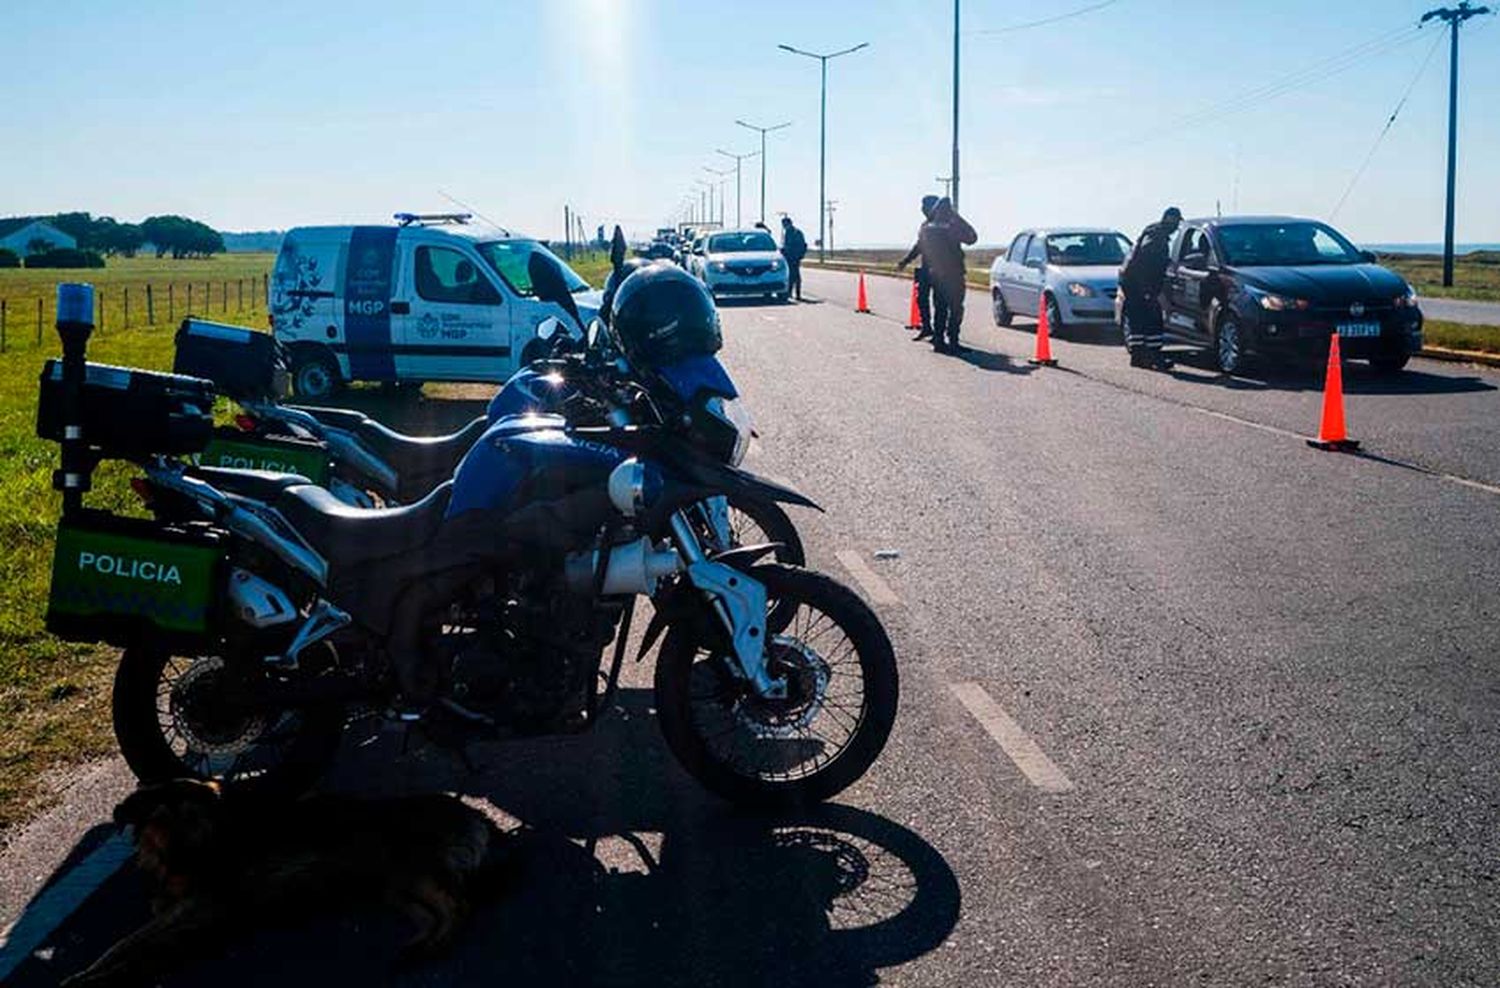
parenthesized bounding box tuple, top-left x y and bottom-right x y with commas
(113, 643, 345, 797)
(654, 564, 898, 809)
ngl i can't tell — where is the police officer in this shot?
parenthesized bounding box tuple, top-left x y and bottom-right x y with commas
(895, 195, 939, 340)
(1118, 206, 1181, 370)
(917, 197, 977, 354)
(780, 217, 808, 301)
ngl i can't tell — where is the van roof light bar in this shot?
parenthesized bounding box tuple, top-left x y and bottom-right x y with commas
(394, 212, 473, 227)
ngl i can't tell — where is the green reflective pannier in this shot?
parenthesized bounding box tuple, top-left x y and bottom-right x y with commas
(46, 510, 223, 649)
(198, 429, 331, 485)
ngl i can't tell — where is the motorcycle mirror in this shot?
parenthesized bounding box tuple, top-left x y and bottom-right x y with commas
(586, 317, 606, 350)
(528, 251, 584, 332)
(610, 226, 627, 275)
(537, 317, 560, 342)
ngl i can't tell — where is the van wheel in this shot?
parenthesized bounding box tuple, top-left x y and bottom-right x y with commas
(291, 350, 340, 399)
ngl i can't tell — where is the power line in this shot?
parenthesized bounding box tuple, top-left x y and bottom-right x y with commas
(969, 0, 1121, 35)
(1330, 29, 1446, 219)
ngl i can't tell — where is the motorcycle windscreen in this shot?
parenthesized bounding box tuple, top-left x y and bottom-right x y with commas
(655, 355, 738, 402)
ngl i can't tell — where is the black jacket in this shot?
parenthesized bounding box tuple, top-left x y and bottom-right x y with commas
(781, 227, 807, 262)
(1119, 222, 1174, 295)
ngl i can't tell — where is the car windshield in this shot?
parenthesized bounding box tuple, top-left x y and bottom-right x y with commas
(1046, 233, 1132, 266)
(1215, 222, 1363, 267)
(475, 239, 592, 294)
(709, 232, 777, 253)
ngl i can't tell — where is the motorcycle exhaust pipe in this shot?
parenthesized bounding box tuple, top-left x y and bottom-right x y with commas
(565, 537, 681, 596)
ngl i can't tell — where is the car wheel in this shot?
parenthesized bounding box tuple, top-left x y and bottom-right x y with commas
(1213, 315, 1245, 374)
(1370, 354, 1410, 375)
(992, 289, 1012, 327)
(1045, 295, 1064, 336)
(291, 349, 340, 399)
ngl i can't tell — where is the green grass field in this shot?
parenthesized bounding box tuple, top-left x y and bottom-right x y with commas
(0, 249, 619, 831)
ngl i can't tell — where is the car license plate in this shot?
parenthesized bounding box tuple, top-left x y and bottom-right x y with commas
(1337, 321, 1381, 338)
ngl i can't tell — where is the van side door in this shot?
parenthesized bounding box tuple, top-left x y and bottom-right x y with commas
(394, 242, 512, 383)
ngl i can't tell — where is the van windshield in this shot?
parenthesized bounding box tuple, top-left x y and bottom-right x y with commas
(475, 240, 592, 295)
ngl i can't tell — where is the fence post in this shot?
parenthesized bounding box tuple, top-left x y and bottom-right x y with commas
(263, 273, 269, 309)
(205, 282, 210, 315)
(2, 299, 7, 353)
(168, 283, 175, 324)
(187, 282, 193, 314)
(98, 291, 105, 334)
(123, 287, 130, 330)
(36, 297, 43, 345)
(146, 283, 155, 325)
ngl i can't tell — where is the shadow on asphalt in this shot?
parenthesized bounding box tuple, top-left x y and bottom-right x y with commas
(951, 346, 1036, 376)
(1008, 317, 1124, 348)
(13, 689, 960, 988)
(1159, 349, 1497, 396)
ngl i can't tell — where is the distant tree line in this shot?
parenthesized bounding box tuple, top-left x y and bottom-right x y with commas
(19, 212, 227, 259)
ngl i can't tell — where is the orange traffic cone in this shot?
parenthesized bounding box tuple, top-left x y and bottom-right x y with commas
(1307, 333, 1359, 451)
(856, 272, 871, 314)
(1028, 295, 1057, 366)
(906, 281, 922, 330)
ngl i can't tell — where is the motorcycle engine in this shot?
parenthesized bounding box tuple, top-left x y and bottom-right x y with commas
(442, 579, 622, 734)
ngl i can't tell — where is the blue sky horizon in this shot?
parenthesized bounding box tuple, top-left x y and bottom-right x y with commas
(4, 1, 1497, 247)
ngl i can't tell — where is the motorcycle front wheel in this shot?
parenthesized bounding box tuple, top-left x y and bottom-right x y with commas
(689, 495, 807, 567)
(654, 564, 898, 809)
(112, 643, 345, 797)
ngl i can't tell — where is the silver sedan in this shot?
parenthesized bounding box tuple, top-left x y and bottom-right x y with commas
(988, 228, 1132, 332)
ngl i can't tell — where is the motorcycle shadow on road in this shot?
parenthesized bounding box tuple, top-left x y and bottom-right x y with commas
(11, 689, 960, 988)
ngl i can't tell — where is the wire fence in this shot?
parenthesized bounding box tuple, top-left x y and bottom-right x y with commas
(0, 273, 272, 354)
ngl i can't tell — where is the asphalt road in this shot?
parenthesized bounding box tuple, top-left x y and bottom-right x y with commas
(3, 267, 1499, 986)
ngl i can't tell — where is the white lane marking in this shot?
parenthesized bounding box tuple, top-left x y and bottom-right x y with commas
(835, 550, 903, 607)
(0, 835, 132, 980)
(948, 682, 1076, 794)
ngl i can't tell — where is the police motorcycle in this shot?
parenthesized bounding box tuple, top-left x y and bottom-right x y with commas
(172, 317, 486, 508)
(40, 275, 898, 808)
(484, 247, 807, 566)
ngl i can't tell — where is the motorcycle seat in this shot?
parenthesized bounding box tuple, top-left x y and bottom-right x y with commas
(190, 466, 311, 502)
(276, 480, 453, 568)
(354, 416, 489, 479)
(289, 404, 368, 432)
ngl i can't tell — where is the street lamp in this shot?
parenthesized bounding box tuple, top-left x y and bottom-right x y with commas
(704, 165, 734, 226)
(777, 40, 868, 263)
(735, 119, 792, 225)
(715, 148, 761, 229)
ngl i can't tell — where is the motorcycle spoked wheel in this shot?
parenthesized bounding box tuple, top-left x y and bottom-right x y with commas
(689, 496, 806, 567)
(654, 564, 898, 809)
(112, 643, 345, 797)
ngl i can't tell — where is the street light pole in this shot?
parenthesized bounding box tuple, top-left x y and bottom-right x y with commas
(1421, 1, 1490, 287)
(704, 166, 734, 227)
(778, 41, 869, 263)
(951, 0, 961, 210)
(716, 148, 761, 228)
(735, 119, 792, 225)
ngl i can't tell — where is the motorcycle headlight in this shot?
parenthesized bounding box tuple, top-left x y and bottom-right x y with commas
(1066, 282, 1094, 298)
(697, 395, 753, 466)
(1256, 291, 1310, 312)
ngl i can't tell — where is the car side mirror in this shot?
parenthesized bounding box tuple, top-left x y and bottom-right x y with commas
(1183, 252, 1207, 271)
(1360, 249, 1377, 263)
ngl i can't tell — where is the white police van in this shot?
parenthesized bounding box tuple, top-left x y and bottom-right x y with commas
(269, 214, 602, 398)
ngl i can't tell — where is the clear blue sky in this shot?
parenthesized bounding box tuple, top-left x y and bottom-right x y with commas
(4, 0, 1496, 246)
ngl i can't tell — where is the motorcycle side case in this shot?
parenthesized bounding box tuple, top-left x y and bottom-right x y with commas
(173, 318, 287, 401)
(37, 361, 216, 457)
(46, 509, 224, 649)
(197, 427, 331, 486)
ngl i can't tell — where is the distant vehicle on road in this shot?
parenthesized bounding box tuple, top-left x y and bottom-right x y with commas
(270, 214, 601, 398)
(642, 240, 676, 261)
(691, 229, 790, 302)
(1149, 216, 1423, 374)
(989, 228, 1132, 332)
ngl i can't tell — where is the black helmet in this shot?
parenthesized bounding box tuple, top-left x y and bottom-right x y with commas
(609, 264, 722, 369)
(600, 257, 654, 327)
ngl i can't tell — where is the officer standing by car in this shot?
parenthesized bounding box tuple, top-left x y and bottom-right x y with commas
(780, 216, 808, 301)
(917, 197, 978, 354)
(1118, 206, 1182, 370)
(895, 195, 940, 340)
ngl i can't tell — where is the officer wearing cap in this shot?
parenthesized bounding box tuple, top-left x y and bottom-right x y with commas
(1118, 207, 1182, 370)
(896, 195, 941, 340)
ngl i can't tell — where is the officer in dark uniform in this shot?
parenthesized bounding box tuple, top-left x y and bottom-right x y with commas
(780, 217, 808, 301)
(1118, 206, 1182, 370)
(896, 195, 940, 340)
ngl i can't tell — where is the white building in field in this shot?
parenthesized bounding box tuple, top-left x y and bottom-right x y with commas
(0, 219, 77, 255)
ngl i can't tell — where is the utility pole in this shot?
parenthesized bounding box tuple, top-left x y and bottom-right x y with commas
(951, 0, 961, 210)
(1421, 1, 1490, 286)
(736, 119, 792, 225)
(704, 166, 734, 227)
(778, 41, 869, 263)
(716, 148, 761, 228)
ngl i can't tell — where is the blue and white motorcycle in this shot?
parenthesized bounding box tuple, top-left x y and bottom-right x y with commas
(46, 267, 896, 809)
